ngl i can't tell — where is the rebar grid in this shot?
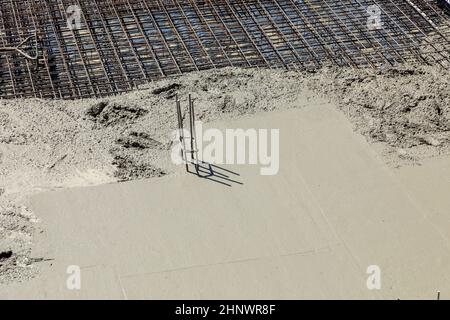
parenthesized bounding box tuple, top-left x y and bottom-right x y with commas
(0, 0, 449, 99)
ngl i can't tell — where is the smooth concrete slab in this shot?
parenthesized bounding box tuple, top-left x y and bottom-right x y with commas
(1, 103, 450, 299)
(395, 156, 450, 246)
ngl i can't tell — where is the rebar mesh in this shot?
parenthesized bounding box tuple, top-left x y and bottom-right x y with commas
(0, 0, 449, 99)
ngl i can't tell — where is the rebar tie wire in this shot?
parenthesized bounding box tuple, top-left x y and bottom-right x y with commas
(0, 31, 39, 60)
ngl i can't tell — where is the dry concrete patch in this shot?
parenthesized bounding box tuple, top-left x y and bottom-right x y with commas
(0, 65, 448, 290)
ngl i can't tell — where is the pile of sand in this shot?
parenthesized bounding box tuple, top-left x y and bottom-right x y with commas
(0, 202, 38, 284)
(306, 64, 450, 166)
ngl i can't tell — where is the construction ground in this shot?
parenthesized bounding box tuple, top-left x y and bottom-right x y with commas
(0, 0, 449, 299)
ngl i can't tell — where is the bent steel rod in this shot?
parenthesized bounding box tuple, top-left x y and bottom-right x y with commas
(0, 32, 39, 60)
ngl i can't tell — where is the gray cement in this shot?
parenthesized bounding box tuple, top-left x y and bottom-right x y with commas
(0, 65, 449, 291)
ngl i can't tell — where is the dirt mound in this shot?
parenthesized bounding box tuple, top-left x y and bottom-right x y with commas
(86, 101, 148, 127)
(151, 82, 182, 99)
(111, 154, 166, 182)
(116, 132, 166, 150)
(305, 64, 450, 164)
(0, 203, 38, 284)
